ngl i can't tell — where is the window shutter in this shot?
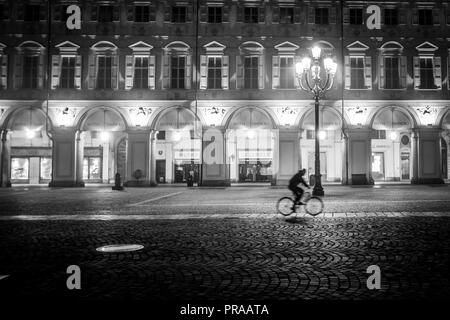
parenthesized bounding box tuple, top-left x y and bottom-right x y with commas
(308, 6, 315, 24)
(236, 56, 243, 89)
(258, 7, 265, 24)
(185, 55, 192, 89)
(148, 55, 155, 89)
(186, 6, 192, 22)
(14, 54, 23, 88)
(272, 6, 279, 24)
(149, 5, 156, 22)
(433, 56, 442, 89)
(379, 56, 385, 89)
(125, 55, 134, 90)
(0, 55, 7, 89)
(447, 8, 450, 25)
(37, 54, 45, 89)
(413, 57, 421, 89)
(221, 55, 229, 90)
(412, 9, 418, 25)
(199, 55, 207, 89)
(51, 55, 61, 89)
(127, 5, 134, 21)
(364, 56, 372, 89)
(87, 55, 96, 89)
(237, 6, 243, 22)
(400, 56, 407, 89)
(91, 5, 98, 21)
(433, 9, 440, 26)
(294, 56, 301, 88)
(344, 56, 351, 90)
(258, 55, 264, 89)
(329, 7, 336, 24)
(17, 4, 24, 21)
(399, 9, 406, 25)
(343, 8, 349, 24)
(113, 6, 120, 21)
(223, 5, 229, 22)
(39, 5, 46, 21)
(162, 54, 170, 89)
(272, 56, 280, 89)
(111, 55, 118, 89)
(294, 6, 301, 24)
(74, 55, 82, 89)
(200, 5, 207, 22)
(164, 5, 171, 22)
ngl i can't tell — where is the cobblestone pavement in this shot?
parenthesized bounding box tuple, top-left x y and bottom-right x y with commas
(0, 216, 449, 301)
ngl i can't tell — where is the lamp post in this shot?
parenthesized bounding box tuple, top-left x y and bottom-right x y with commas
(296, 46, 337, 196)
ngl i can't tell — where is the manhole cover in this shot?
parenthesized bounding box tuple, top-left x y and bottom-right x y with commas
(96, 244, 144, 253)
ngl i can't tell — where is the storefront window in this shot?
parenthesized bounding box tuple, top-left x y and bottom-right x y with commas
(40, 157, 52, 180)
(11, 158, 29, 180)
(83, 157, 102, 180)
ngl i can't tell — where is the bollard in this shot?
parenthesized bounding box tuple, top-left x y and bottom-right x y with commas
(112, 173, 124, 191)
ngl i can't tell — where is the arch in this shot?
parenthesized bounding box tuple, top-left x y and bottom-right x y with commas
(440, 109, 450, 130)
(151, 106, 203, 131)
(224, 106, 277, 130)
(17, 41, 45, 49)
(380, 41, 404, 50)
(369, 106, 417, 130)
(76, 106, 129, 132)
(91, 41, 118, 50)
(298, 106, 346, 131)
(1, 106, 53, 132)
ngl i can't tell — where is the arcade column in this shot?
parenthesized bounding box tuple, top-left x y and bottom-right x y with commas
(49, 129, 82, 187)
(275, 129, 301, 186)
(346, 129, 373, 185)
(0, 130, 11, 187)
(414, 128, 444, 184)
(201, 127, 230, 187)
(124, 130, 152, 187)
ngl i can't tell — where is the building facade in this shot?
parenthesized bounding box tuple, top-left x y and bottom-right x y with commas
(0, 0, 449, 187)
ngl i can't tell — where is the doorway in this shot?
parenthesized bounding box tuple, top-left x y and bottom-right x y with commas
(307, 152, 327, 182)
(371, 152, 385, 181)
(401, 152, 410, 180)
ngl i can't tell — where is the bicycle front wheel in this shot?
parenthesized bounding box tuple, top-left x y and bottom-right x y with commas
(276, 197, 295, 216)
(305, 196, 324, 216)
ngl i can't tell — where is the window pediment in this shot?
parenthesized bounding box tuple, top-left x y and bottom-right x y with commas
(274, 41, 299, 55)
(129, 41, 153, 54)
(203, 41, 226, 55)
(55, 41, 80, 55)
(416, 41, 438, 56)
(239, 41, 264, 55)
(164, 41, 191, 55)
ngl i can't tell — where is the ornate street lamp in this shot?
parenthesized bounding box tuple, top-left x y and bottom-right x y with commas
(295, 46, 337, 196)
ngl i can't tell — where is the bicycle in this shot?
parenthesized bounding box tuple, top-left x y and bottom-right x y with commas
(276, 190, 324, 216)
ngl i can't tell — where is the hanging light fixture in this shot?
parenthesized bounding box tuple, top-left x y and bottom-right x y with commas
(100, 109, 109, 141)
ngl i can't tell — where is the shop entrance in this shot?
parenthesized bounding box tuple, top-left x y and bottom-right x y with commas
(401, 152, 410, 180)
(371, 152, 385, 181)
(174, 162, 200, 183)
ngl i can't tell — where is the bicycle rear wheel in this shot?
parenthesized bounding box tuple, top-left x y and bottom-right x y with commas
(305, 196, 324, 216)
(276, 197, 295, 216)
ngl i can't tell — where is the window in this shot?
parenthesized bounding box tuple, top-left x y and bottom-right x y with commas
(23, 56, 39, 89)
(384, 8, 398, 25)
(384, 57, 400, 89)
(279, 57, 294, 88)
(40, 157, 52, 180)
(280, 7, 294, 24)
(419, 57, 435, 89)
(60, 57, 75, 89)
(349, 8, 363, 25)
(244, 56, 258, 89)
(97, 56, 112, 89)
(156, 131, 166, 140)
(350, 57, 365, 89)
(25, 4, 40, 22)
(207, 57, 222, 89)
(133, 57, 149, 89)
(83, 157, 101, 180)
(98, 5, 114, 22)
(171, 56, 185, 89)
(418, 9, 433, 25)
(373, 130, 387, 140)
(208, 7, 222, 23)
(11, 158, 29, 180)
(135, 6, 150, 22)
(244, 7, 258, 23)
(315, 8, 329, 25)
(172, 6, 187, 23)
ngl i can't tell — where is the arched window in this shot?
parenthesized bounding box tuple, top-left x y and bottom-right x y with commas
(237, 42, 264, 90)
(88, 42, 119, 90)
(200, 41, 228, 90)
(344, 41, 372, 90)
(52, 41, 82, 90)
(162, 42, 192, 90)
(15, 41, 46, 89)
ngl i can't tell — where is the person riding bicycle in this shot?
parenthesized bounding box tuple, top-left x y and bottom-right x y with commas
(288, 168, 310, 206)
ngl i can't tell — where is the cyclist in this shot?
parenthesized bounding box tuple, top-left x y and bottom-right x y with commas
(288, 168, 310, 207)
